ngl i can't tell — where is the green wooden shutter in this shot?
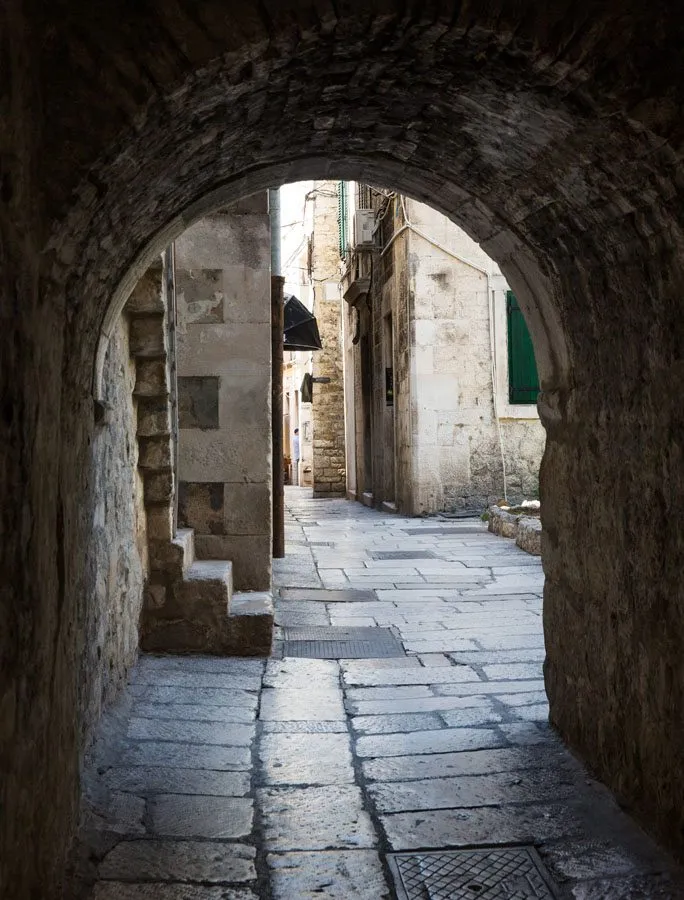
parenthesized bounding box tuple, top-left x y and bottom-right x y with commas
(337, 181, 348, 258)
(507, 291, 540, 404)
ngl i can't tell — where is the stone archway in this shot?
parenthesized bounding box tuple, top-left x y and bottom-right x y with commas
(2, 4, 684, 896)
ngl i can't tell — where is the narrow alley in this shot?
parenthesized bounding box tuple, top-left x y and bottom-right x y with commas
(74, 490, 683, 899)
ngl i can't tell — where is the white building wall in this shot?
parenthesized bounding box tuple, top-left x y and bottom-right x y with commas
(406, 198, 545, 512)
(280, 181, 315, 485)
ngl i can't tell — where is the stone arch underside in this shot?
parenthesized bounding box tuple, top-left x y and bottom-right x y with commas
(3, 3, 684, 897)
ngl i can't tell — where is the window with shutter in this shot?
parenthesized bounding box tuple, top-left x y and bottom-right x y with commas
(337, 181, 348, 258)
(507, 291, 540, 404)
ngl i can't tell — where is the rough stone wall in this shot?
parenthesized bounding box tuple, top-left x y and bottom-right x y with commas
(85, 315, 147, 735)
(407, 198, 545, 512)
(311, 181, 346, 498)
(174, 197, 272, 591)
(4, 6, 684, 896)
(342, 301, 358, 499)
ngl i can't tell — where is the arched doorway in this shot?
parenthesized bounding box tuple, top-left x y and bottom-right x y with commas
(3, 5, 684, 895)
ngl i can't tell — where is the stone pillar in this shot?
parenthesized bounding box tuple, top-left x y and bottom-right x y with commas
(311, 181, 346, 498)
(174, 195, 272, 591)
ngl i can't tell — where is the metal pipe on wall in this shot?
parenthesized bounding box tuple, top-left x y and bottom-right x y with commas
(270, 189, 285, 558)
(271, 274, 285, 558)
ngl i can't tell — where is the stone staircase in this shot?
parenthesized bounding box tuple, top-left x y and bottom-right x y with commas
(125, 260, 273, 656)
(140, 528, 273, 655)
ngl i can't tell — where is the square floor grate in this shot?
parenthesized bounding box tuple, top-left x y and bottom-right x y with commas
(280, 626, 406, 659)
(387, 847, 561, 899)
(402, 527, 486, 536)
(369, 550, 436, 560)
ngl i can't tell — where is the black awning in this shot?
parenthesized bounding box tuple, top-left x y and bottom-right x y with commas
(283, 293, 323, 352)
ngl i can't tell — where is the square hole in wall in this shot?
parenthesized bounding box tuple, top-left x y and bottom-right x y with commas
(178, 376, 219, 429)
(178, 481, 224, 534)
(176, 269, 224, 324)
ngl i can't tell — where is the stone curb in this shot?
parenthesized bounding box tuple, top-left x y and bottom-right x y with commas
(488, 506, 542, 556)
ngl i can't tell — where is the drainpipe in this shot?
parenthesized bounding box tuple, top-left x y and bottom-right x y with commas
(270, 188, 285, 558)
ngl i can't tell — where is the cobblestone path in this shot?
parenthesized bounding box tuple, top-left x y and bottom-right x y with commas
(74, 490, 684, 898)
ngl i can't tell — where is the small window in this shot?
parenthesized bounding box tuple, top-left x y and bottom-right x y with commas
(507, 291, 540, 404)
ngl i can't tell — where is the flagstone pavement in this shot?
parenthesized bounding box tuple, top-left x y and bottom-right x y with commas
(72, 489, 684, 898)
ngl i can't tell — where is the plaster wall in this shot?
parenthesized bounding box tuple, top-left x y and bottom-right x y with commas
(174, 198, 272, 590)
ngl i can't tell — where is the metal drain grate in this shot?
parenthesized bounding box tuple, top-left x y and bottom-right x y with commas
(387, 847, 561, 899)
(369, 550, 436, 560)
(402, 527, 486, 536)
(280, 626, 406, 659)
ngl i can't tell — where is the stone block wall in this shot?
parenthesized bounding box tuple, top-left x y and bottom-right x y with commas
(174, 197, 272, 591)
(86, 313, 148, 733)
(4, 8, 684, 895)
(311, 181, 346, 498)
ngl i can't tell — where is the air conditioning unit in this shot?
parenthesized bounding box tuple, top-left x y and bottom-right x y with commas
(354, 209, 376, 247)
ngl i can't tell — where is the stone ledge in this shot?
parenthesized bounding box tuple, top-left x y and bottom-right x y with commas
(488, 506, 542, 556)
(516, 516, 542, 556)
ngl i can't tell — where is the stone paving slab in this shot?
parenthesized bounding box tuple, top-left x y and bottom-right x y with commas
(133, 656, 265, 676)
(92, 885, 258, 899)
(128, 684, 259, 709)
(433, 679, 547, 696)
(127, 718, 255, 746)
(381, 802, 585, 849)
(288, 588, 378, 605)
(119, 741, 252, 771)
(369, 769, 576, 812)
(148, 795, 254, 839)
(539, 837, 662, 883)
(267, 850, 391, 899)
(567, 874, 684, 898)
(258, 733, 355, 785)
(257, 785, 377, 851)
(131, 702, 256, 724)
(362, 747, 580, 782)
(260, 720, 348, 734)
(74, 492, 684, 900)
(98, 840, 256, 883)
(259, 689, 345, 721)
(355, 727, 507, 758)
(350, 712, 446, 734)
(103, 766, 251, 797)
(129, 671, 263, 691)
(342, 666, 481, 687)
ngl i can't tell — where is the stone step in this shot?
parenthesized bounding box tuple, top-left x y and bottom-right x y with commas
(172, 528, 195, 575)
(227, 591, 274, 656)
(184, 559, 233, 596)
(149, 526, 195, 578)
(140, 565, 274, 656)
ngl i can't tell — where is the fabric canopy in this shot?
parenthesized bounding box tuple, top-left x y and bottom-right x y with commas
(283, 293, 322, 352)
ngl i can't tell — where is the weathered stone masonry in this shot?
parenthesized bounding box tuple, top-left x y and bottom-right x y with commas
(311, 182, 346, 498)
(175, 198, 273, 591)
(3, 6, 684, 897)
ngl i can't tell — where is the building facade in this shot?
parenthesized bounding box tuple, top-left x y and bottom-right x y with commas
(280, 182, 315, 488)
(340, 185, 545, 515)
